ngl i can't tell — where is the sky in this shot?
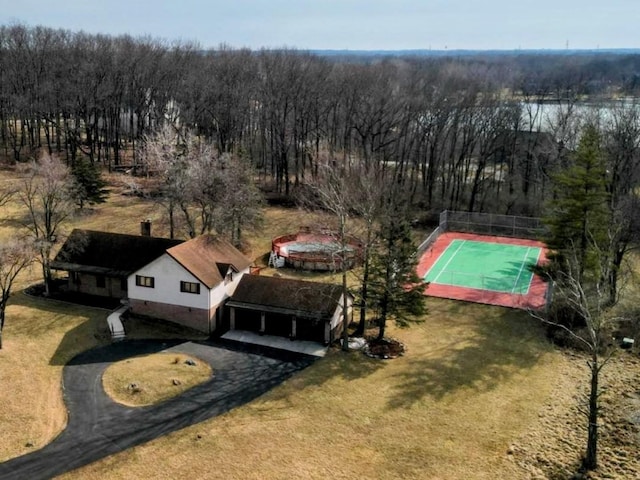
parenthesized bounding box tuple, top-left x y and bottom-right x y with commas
(1, 0, 638, 51)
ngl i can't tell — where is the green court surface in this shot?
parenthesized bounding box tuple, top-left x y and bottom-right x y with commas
(424, 239, 541, 294)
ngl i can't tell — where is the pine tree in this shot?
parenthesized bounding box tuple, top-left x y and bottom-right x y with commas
(71, 159, 109, 210)
(368, 210, 426, 341)
(543, 124, 609, 283)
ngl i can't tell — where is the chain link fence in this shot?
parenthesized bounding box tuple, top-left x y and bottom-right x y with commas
(439, 210, 544, 239)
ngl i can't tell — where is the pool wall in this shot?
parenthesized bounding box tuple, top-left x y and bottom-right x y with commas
(272, 231, 363, 271)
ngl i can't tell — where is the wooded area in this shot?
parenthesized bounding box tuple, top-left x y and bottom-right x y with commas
(2, 24, 640, 218)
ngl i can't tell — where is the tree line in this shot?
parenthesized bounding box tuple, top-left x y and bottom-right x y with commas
(2, 24, 640, 217)
(1, 24, 640, 472)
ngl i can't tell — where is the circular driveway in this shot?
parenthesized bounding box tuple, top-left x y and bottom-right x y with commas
(0, 339, 314, 480)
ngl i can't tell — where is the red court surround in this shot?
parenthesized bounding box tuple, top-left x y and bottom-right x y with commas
(417, 232, 549, 310)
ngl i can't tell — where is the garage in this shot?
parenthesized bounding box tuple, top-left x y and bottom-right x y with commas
(226, 275, 353, 345)
(234, 309, 261, 332)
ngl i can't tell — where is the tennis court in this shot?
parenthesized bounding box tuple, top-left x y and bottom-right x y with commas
(417, 232, 549, 310)
(425, 239, 541, 294)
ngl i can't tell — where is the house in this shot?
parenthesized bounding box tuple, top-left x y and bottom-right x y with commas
(127, 234, 252, 334)
(226, 274, 352, 345)
(53, 227, 349, 346)
(51, 229, 183, 299)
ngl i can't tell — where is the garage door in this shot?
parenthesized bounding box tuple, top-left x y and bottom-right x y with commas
(235, 310, 261, 332)
(264, 313, 292, 337)
(296, 317, 326, 343)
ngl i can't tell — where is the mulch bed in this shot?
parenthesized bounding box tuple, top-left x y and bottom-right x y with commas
(363, 337, 406, 359)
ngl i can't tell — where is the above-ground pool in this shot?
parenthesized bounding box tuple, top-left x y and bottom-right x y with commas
(271, 229, 363, 271)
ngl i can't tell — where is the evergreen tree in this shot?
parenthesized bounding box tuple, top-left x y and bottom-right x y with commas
(71, 159, 109, 210)
(368, 205, 426, 341)
(543, 124, 610, 283)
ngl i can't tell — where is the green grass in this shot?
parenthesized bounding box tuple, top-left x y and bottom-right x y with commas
(425, 239, 541, 294)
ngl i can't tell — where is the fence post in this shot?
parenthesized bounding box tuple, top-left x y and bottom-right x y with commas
(440, 210, 448, 231)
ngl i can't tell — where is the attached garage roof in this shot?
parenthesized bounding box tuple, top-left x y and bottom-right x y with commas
(227, 275, 345, 318)
(51, 229, 183, 277)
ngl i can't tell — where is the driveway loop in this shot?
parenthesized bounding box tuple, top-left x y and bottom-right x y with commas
(0, 339, 315, 480)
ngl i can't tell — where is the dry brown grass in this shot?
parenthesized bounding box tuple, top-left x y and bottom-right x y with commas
(58, 300, 563, 480)
(2, 166, 635, 478)
(0, 293, 107, 461)
(0, 289, 208, 463)
(102, 353, 212, 407)
(0, 165, 210, 461)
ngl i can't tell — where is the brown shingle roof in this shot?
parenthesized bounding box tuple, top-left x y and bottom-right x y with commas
(51, 229, 183, 277)
(166, 234, 252, 289)
(228, 275, 346, 318)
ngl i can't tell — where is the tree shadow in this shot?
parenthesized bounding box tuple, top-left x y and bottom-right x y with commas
(386, 307, 548, 409)
(7, 290, 110, 366)
(64, 338, 189, 366)
(487, 259, 538, 292)
(0, 215, 26, 230)
(8, 290, 208, 366)
(253, 344, 388, 404)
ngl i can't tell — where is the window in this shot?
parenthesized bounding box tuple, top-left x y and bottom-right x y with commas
(224, 271, 233, 285)
(180, 281, 200, 294)
(96, 275, 106, 288)
(136, 275, 155, 288)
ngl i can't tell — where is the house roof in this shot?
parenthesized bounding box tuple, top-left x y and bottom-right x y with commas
(166, 234, 252, 289)
(227, 275, 347, 319)
(51, 229, 184, 277)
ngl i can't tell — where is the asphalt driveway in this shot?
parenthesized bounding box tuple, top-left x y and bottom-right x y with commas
(0, 339, 315, 480)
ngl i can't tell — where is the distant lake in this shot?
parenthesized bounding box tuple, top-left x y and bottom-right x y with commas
(521, 98, 639, 132)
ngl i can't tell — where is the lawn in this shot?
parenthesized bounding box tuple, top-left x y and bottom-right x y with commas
(0, 168, 636, 479)
(102, 352, 213, 407)
(57, 300, 559, 480)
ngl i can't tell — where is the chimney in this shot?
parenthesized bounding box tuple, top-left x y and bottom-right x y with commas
(140, 220, 152, 237)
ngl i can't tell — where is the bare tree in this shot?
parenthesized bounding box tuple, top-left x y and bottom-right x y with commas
(182, 135, 225, 237)
(304, 164, 359, 351)
(349, 164, 385, 335)
(19, 154, 75, 295)
(0, 238, 35, 349)
(531, 243, 620, 472)
(218, 153, 264, 247)
(139, 123, 187, 238)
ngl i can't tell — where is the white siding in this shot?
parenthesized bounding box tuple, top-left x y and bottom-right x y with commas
(330, 294, 352, 329)
(128, 253, 210, 310)
(210, 267, 250, 307)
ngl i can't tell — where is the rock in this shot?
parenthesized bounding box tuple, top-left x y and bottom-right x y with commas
(184, 359, 197, 366)
(347, 337, 367, 350)
(507, 445, 516, 455)
(25, 441, 34, 448)
(172, 378, 182, 386)
(128, 382, 142, 393)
